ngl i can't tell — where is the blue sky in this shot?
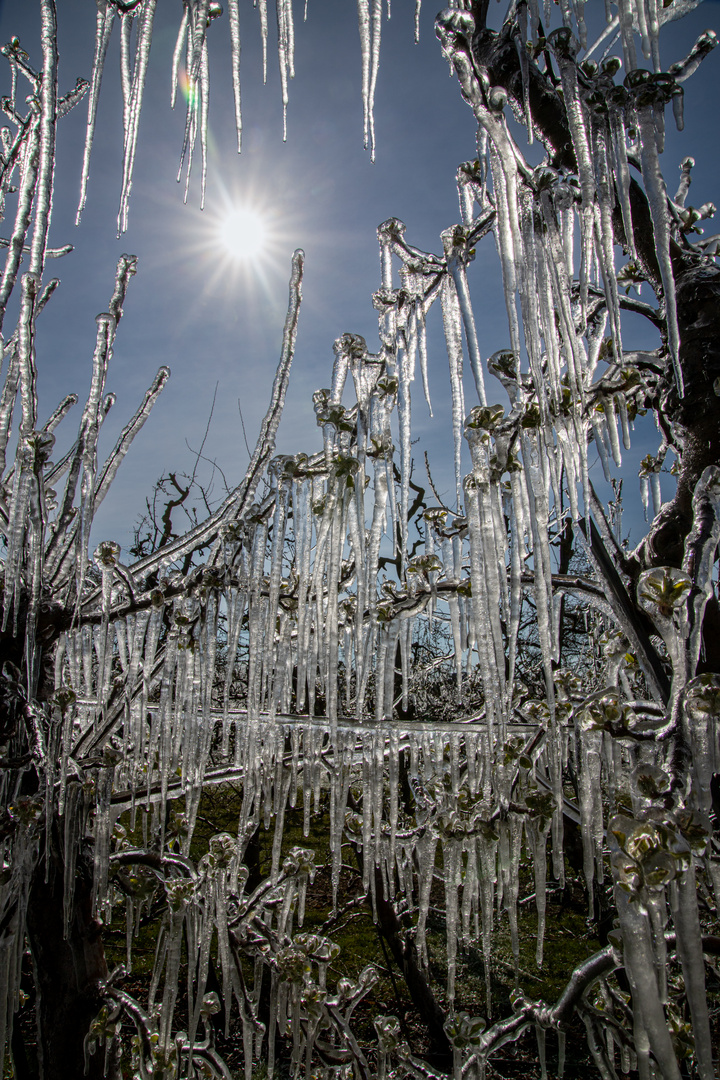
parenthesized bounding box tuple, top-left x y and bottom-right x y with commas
(0, 1, 718, 553)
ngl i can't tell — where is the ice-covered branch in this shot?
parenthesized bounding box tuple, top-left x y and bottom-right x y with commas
(128, 249, 304, 581)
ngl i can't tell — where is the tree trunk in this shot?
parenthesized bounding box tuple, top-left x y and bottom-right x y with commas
(26, 837, 108, 1080)
(372, 866, 453, 1073)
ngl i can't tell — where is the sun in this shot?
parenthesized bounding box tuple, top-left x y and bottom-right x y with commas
(219, 207, 267, 260)
(168, 180, 297, 312)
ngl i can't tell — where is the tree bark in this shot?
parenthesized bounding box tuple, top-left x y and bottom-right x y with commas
(26, 836, 108, 1080)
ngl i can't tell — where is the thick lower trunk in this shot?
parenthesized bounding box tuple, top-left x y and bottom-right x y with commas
(25, 839, 108, 1080)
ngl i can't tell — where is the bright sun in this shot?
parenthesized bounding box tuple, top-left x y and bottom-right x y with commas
(220, 207, 266, 259)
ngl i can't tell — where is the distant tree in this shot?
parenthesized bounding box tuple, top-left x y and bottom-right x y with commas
(0, 2, 719, 1079)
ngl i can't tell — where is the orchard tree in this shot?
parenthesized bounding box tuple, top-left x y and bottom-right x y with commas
(0, 2, 719, 1079)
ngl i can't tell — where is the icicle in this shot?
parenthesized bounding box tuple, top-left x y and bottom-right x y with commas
(444, 236, 487, 406)
(170, 5, 189, 110)
(525, 815, 550, 968)
(516, 3, 535, 143)
(357, 0, 382, 159)
(118, 1, 157, 235)
(613, 882, 681, 1080)
(198, 39, 210, 208)
(608, 107, 637, 261)
(76, 2, 115, 225)
(257, 0, 269, 82)
(617, 0, 638, 73)
(227, 0, 243, 152)
(487, 144, 523, 367)
(276, 0, 296, 140)
(442, 839, 460, 1004)
(549, 32, 595, 325)
(574, 715, 604, 916)
(629, 86, 683, 394)
(440, 275, 466, 507)
(119, 12, 133, 130)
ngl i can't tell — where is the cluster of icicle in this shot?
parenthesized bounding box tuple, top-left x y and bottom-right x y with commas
(75, 0, 423, 231)
(78, 0, 293, 231)
(45, 455, 720, 1079)
(1, 1, 720, 1078)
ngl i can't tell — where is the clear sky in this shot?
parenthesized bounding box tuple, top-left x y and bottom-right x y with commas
(0, 1, 718, 553)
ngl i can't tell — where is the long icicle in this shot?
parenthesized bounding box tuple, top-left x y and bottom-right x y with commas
(76, 1, 115, 225)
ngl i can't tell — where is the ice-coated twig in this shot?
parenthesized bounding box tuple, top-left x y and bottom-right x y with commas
(128, 250, 304, 580)
(0, 114, 40, 337)
(42, 394, 78, 436)
(17, 272, 38, 437)
(0, 237, 72, 258)
(667, 28, 717, 83)
(93, 367, 171, 514)
(57, 76, 90, 119)
(26, 0, 58, 284)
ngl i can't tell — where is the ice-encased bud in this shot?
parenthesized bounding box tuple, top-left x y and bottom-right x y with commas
(201, 992, 221, 1017)
(26, 429, 55, 464)
(208, 832, 237, 867)
(377, 217, 406, 242)
(435, 9, 476, 48)
(275, 945, 310, 984)
(283, 846, 316, 878)
(356, 964, 379, 990)
(575, 689, 637, 735)
(374, 1015, 401, 1052)
(333, 332, 367, 359)
(487, 85, 507, 112)
(50, 685, 76, 716)
(547, 27, 579, 59)
(683, 673, 720, 720)
(93, 541, 121, 570)
(164, 878, 194, 912)
(464, 403, 505, 433)
(637, 566, 692, 620)
(444, 1011, 486, 1050)
(630, 762, 671, 801)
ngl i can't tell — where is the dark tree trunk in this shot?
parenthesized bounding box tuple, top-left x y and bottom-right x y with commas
(26, 836, 108, 1080)
(372, 866, 453, 1073)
